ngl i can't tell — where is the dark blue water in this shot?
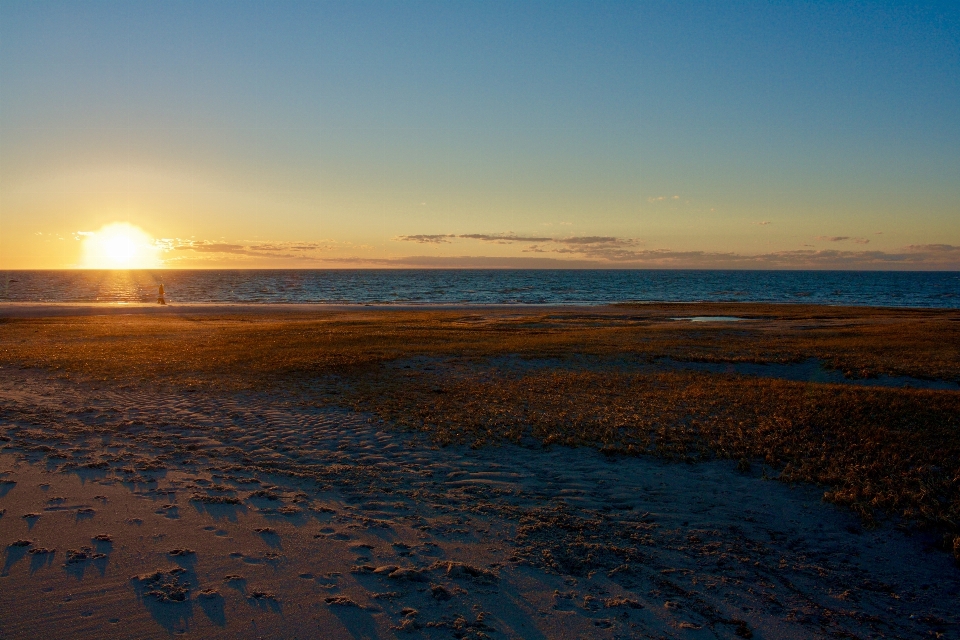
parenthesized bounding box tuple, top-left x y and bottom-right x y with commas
(1, 270, 958, 308)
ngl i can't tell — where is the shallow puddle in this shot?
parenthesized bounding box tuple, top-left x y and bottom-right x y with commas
(672, 316, 745, 322)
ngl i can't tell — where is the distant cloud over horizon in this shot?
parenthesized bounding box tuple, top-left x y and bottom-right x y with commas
(163, 235, 960, 270)
(167, 238, 350, 262)
(394, 233, 634, 247)
(817, 236, 870, 245)
(330, 244, 960, 269)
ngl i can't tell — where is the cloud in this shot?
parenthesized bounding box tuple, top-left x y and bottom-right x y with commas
(906, 243, 960, 254)
(393, 234, 457, 244)
(389, 232, 960, 267)
(395, 233, 557, 245)
(248, 242, 324, 251)
(168, 239, 330, 259)
(176, 242, 251, 254)
(458, 233, 553, 243)
(396, 233, 634, 248)
(558, 236, 622, 245)
(756, 221, 771, 226)
(159, 235, 960, 270)
(328, 244, 960, 270)
(817, 236, 869, 245)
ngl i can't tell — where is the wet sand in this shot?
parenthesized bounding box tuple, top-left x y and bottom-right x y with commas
(1, 305, 958, 639)
(0, 302, 587, 319)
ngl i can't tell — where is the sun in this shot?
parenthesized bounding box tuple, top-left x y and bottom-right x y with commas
(80, 222, 162, 269)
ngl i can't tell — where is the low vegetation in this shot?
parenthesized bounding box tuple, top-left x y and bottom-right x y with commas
(344, 367, 960, 556)
(1, 303, 958, 557)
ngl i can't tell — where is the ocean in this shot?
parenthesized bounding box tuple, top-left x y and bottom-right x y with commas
(1, 270, 958, 308)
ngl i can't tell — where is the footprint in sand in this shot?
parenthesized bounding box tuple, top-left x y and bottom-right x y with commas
(155, 504, 179, 519)
(223, 574, 247, 594)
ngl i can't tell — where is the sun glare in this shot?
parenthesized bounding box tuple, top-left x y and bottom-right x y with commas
(80, 223, 161, 269)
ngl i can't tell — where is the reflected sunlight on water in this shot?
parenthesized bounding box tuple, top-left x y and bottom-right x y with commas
(0, 270, 957, 308)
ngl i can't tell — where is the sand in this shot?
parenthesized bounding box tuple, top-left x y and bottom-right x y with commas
(0, 302, 581, 319)
(0, 305, 960, 638)
(1, 365, 958, 639)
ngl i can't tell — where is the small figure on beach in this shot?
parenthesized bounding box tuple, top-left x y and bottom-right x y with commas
(158, 284, 166, 305)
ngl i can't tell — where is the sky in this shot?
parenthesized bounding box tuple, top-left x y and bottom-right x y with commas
(1, 1, 958, 269)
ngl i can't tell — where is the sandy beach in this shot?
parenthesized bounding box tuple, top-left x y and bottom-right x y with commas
(1, 304, 958, 639)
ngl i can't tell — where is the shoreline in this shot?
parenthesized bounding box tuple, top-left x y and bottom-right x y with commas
(2, 299, 957, 319)
(0, 302, 611, 318)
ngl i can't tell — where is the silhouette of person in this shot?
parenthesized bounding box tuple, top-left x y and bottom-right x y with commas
(158, 283, 166, 305)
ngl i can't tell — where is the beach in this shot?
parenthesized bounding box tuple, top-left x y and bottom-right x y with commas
(1, 303, 958, 639)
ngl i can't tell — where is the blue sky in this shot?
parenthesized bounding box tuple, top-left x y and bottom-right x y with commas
(1, 1, 958, 268)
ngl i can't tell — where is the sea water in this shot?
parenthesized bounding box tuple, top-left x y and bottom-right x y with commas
(1, 270, 958, 308)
